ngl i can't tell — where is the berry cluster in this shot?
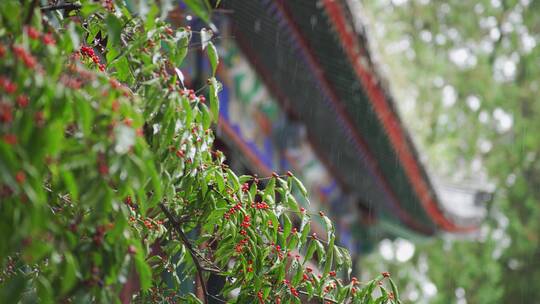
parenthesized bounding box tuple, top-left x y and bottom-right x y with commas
(282, 279, 299, 297)
(223, 201, 242, 220)
(80, 46, 105, 71)
(239, 215, 251, 236)
(179, 88, 206, 103)
(25, 26, 56, 46)
(251, 201, 269, 210)
(271, 243, 284, 259)
(234, 237, 249, 253)
(13, 46, 37, 69)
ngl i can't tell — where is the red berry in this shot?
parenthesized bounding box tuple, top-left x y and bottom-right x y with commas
(286, 171, 293, 177)
(110, 78, 121, 89)
(111, 100, 120, 112)
(165, 27, 173, 35)
(43, 33, 56, 45)
(34, 111, 45, 127)
(123, 118, 133, 127)
(0, 104, 13, 123)
(15, 171, 26, 184)
(16, 95, 29, 108)
(3, 80, 17, 94)
(23, 53, 37, 69)
(99, 163, 109, 176)
(3, 134, 17, 145)
(26, 26, 40, 40)
(382, 271, 390, 278)
(127, 245, 137, 255)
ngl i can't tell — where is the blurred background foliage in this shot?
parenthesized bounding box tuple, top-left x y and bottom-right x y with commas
(357, 0, 540, 303)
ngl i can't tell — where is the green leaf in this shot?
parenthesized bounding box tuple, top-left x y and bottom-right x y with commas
(323, 245, 333, 276)
(105, 14, 122, 47)
(264, 178, 276, 203)
(200, 103, 212, 130)
(184, 0, 210, 23)
(61, 170, 79, 201)
(0, 274, 26, 303)
(389, 278, 400, 302)
(292, 176, 308, 200)
(226, 168, 240, 191)
(144, 3, 159, 30)
(341, 247, 352, 278)
(300, 216, 310, 245)
(60, 253, 79, 295)
(175, 30, 190, 67)
(322, 214, 334, 241)
(304, 240, 317, 263)
(185, 293, 204, 303)
(207, 42, 219, 75)
(200, 28, 212, 50)
(134, 245, 152, 290)
(315, 240, 325, 264)
(208, 77, 221, 122)
(282, 213, 292, 241)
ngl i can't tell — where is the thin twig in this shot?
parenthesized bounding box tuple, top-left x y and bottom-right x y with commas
(25, 0, 39, 25)
(297, 290, 339, 304)
(40, 2, 82, 12)
(158, 202, 215, 304)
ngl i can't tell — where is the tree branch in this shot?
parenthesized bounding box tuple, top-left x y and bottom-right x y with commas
(40, 2, 82, 12)
(297, 290, 339, 304)
(158, 202, 220, 304)
(25, 0, 39, 25)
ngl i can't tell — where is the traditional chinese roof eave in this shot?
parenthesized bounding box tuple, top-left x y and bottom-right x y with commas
(223, 0, 478, 235)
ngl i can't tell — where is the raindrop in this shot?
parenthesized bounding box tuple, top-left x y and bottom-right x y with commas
(466, 95, 481, 111)
(455, 287, 466, 298)
(379, 239, 394, 260)
(442, 85, 456, 107)
(395, 238, 415, 262)
(423, 282, 437, 297)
